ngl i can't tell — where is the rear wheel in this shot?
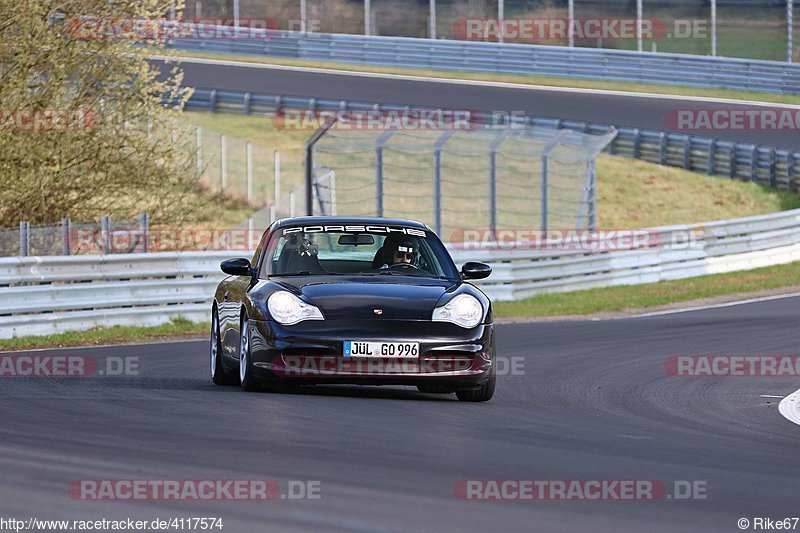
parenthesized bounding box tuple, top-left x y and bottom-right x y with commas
(211, 306, 236, 386)
(456, 358, 496, 402)
(239, 314, 260, 392)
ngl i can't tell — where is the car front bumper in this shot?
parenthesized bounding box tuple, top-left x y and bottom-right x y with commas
(247, 318, 494, 389)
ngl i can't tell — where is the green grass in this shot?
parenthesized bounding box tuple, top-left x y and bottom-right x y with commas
(494, 261, 800, 318)
(169, 50, 800, 106)
(0, 318, 208, 352)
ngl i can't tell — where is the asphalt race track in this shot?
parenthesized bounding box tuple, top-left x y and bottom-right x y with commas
(161, 58, 800, 151)
(3, 296, 800, 532)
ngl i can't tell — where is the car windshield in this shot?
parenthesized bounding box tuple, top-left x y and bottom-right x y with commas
(260, 225, 459, 279)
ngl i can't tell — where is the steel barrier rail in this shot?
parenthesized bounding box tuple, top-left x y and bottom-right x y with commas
(180, 88, 800, 189)
(167, 30, 800, 95)
(4, 209, 800, 338)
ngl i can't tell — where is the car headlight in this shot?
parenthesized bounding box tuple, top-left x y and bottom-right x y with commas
(267, 291, 324, 325)
(432, 293, 483, 328)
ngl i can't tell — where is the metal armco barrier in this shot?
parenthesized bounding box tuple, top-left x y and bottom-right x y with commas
(168, 30, 800, 95)
(181, 88, 800, 190)
(3, 209, 800, 338)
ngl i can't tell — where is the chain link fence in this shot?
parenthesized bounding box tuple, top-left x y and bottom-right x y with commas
(180, 0, 797, 62)
(307, 123, 616, 240)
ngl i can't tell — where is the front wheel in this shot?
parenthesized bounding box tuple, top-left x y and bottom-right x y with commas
(456, 358, 496, 402)
(211, 306, 236, 386)
(239, 314, 260, 392)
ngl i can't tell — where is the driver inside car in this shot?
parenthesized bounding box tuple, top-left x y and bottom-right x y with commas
(380, 240, 417, 268)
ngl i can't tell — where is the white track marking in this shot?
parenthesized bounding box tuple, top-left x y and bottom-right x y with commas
(153, 54, 800, 109)
(761, 395, 785, 399)
(630, 292, 800, 318)
(779, 389, 800, 426)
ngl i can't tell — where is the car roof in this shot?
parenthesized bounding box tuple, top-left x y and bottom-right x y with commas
(273, 216, 431, 231)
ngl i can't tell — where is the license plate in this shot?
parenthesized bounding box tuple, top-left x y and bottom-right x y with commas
(343, 341, 419, 358)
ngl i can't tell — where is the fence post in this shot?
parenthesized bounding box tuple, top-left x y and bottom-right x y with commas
(541, 155, 549, 232)
(375, 130, 396, 218)
(433, 131, 455, 236)
(19, 221, 29, 257)
(209, 89, 217, 112)
(789, 0, 794, 63)
(196, 127, 203, 176)
(750, 146, 758, 182)
(659, 132, 667, 165)
(246, 142, 253, 205)
(101, 215, 111, 255)
(274, 150, 280, 206)
(220, 134, 227, 191)
(729, 145, 737, 179)
(139, 212, 149, 253)
(289, 191, 296, 218)
(588, 160, 597, 233)
(489, 151, 497, 240)
(61, 218, 71, 256)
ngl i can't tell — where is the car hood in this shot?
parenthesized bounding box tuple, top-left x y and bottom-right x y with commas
(275, 276, 457, 320)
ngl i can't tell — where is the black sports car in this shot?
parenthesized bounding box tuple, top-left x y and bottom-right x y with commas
(210, 217, 496, 402)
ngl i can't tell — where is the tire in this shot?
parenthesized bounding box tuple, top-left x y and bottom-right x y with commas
(210, 306, 236, 386)
(456, 357, 496, 402)
(238, 313, 260, 392)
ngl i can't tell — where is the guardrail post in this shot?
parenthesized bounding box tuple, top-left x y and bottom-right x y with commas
(707, 139, 716, 175)
(243, 92, 252, 115)
(489, 152, 497, 240)
(768, 149, 777, 188)
(139, 212, 149, 253)
(659, 132, 667, 165)
(61, 218, 71, 256)
(19, 221, 29, 257)
(274, 95, 282, 113)
(588, 160, 597, 232)
(632, 129, 641, 159)
(750, 146, 758, 182)
(683, 136, 691, 170)
(209, 89, 217, 112)
(729, 144, 737, 179)
(101, 215, 111, 255)
(788, 153, 796, 185)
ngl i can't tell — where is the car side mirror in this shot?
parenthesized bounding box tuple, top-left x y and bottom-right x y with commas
(220, 257, 253, 277)
(461, 261, 492, 280)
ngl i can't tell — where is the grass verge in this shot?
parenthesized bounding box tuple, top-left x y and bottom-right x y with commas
(493, 261, 800, 318)
(0, 318, 208, 352)
(169, 50, 800, 106)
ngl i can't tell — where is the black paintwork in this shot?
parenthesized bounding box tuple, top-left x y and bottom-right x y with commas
(212, 217, 494, 389)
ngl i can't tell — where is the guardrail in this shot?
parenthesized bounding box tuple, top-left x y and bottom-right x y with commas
(169, 30, 800, 95)
(3, 208, 800, 338)
(182, 88, 800, 190)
